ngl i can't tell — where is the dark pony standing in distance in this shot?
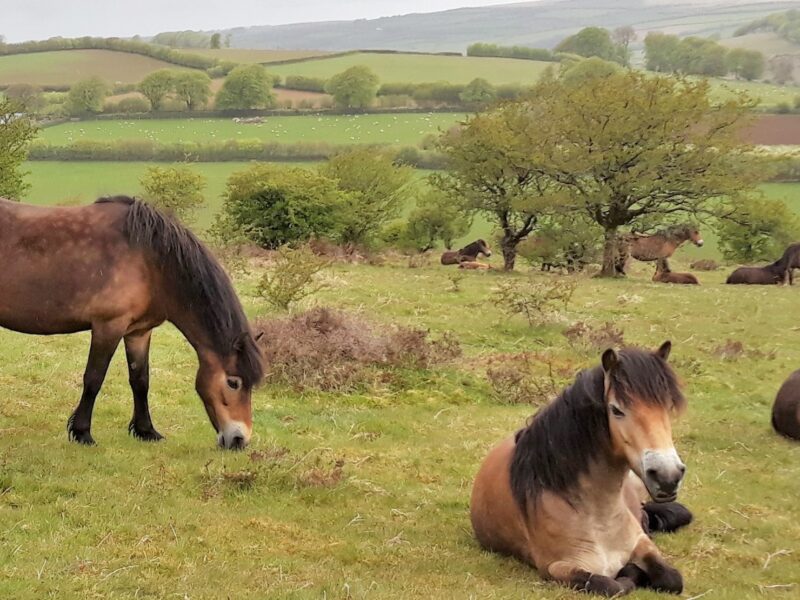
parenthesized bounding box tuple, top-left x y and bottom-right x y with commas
(471, 343, 691, 596)
(615, 225, 704, 276)
(777, 242, 800, 284)
(726, 256, 788, 285)
(652, 258, 699, 285)
(772, 370, 800, 440)
(0, 196, 263, 449)
(440, 239, 492, 265)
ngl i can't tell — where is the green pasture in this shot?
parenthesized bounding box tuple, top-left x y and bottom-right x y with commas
(267, 52, 552, 85)
(0, 50, 194, 86)
(37, 114, 464, 146)
(0, 254, 799, 598)
(708, 78, 800, 109)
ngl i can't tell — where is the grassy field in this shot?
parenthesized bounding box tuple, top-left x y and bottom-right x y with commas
(188, 48, 332, 64)
(707, 78, 800, 109)
(37, 114, 464, 147)
(719, 31, 800, 57)
(267, 52, 552, 85)
(0, 253, 799, 598)
(0, 50, 195, 86)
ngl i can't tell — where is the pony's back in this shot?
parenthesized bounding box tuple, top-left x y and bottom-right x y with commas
(773, 370, 800, 440)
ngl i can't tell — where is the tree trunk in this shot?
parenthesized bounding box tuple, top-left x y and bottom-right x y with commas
(501, 236, 517, 271)
(600, 227, 620, 278)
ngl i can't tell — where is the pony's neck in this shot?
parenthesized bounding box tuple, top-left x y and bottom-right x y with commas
(167, 302, 214, 354)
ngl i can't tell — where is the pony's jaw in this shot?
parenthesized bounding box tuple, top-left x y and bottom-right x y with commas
(640, 447, 686, 502)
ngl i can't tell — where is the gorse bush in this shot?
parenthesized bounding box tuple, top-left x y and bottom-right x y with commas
(139, 165, 206, 224)
(485, 352, 573, 406)
(256, 245, 330, 311)
(492, 277, 578, 326)
(716, 195, 800, 262)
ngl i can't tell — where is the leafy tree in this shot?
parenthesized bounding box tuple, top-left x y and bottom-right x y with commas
(673, 37, 728, 77)
(770, 56, 794, 84)
(555, 27, 620, 63)
(518, 214, 602, 272)
(172, 71, 211, 110)
(459, 78, 497, 107)
(210, 33, 221, 49)
(4, 84, 45, 114)
(717, 196, 800, 263)
(219, 164, 348, 249)
(727, 48, 765, 81)
(138, 70, 175, 110)
(529, 72, 762, 277)
(139, 165, 206, 224)
(66, 77, 108, 115)
(320, 147, 413, 245)
(434, 104, 565, 271)
(0, 99, 37, 199)
(644, 32, 680, 72)
(224, 34, 232, 48)
(325, 65, 379, 109)
(612, 26, 637, 66)
(215, 64, 276, 110)
(404, 187, 471, 251)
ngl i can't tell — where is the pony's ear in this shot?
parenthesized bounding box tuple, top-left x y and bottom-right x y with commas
(656, 340, 672, 361)
(254, 331, 264, 343)
(601, 348, 619, 373)
(233, 331, 251, 353)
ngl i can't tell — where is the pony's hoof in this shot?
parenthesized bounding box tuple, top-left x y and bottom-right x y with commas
(128, 421, 165, 442)
(650, 566, 683, 594)
(68, 428, 96, 446)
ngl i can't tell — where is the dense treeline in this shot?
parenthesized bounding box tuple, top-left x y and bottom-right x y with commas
(735, 9, 800, 43)
(150, 31, 213, 49)
(0, 36, 219, 70)
(644, 32, 765, 80)
(466, 43, 556, 62)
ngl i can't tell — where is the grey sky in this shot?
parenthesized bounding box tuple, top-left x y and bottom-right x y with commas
(4, 1, 528, 42)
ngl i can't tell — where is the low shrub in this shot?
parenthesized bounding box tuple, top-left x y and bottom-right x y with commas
(492, 277, 578, 326)
(256, 245, 330, 311)
(253, 307, 461, 391)
(562, 321, 625, 352)
(485, 352, 574, 405)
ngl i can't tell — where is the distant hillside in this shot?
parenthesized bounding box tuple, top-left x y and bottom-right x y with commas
(207, 0, 800, 53)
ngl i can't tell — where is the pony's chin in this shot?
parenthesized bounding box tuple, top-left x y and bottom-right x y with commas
(648, 489, 678, 503)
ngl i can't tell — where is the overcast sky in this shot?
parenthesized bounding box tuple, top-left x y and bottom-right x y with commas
(4, 1, 527, 42)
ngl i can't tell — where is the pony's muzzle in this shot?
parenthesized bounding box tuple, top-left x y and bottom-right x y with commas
(218, 421, 251, 450)
(642, 450, 686, 502)
(695, 239, 704, 247)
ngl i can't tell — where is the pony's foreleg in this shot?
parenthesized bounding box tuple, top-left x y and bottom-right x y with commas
(547, 561, 635, 597)
(67, 324, 125, 445)
(629, 536, 683, 594)
(124, 330, 163, 442)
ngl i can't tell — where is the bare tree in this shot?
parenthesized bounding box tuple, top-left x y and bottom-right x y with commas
(613, 26, 637, 66)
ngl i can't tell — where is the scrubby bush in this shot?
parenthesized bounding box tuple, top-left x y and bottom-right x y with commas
(492, 277, 578, 326)
(139, 165, 206, 223)
(486, 352, 573, 405)
(104, 95, 151, 114)
(253, 307, 461, 391)
(562, 321, 625, 352)
(459, 78, 497, 107)
(283, 75, 327, 93)
(517, 216, 602, 272)
(319, 147, 413, 245)
(257, 245, 330, 311)
(3, 83, 44, 113)
(717, 195, 800, 262)
(220, 163, 348, 249)
(66, 77, 108, 115)
(403, 188, 471, 251)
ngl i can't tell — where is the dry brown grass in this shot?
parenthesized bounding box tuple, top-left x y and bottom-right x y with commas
(254, 307, 461, 391)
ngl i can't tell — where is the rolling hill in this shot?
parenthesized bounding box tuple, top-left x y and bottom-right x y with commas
(212, 0, 800, 53)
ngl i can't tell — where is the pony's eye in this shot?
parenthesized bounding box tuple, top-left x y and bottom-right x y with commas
(226, 377, 242, 391)
(610, 405, 625, 418)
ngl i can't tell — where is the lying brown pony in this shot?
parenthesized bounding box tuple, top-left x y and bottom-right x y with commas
(458, 261, 492, 270)
(653, 259, 699, 285)
(471, 343, 691, 596)
(772, 370, 800, 440)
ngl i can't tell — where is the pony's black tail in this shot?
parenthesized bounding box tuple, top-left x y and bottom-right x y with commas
(643, 502, 693, 534)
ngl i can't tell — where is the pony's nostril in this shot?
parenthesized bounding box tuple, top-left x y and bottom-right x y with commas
(229, 434, 246, 450)
(646, 468, 658, 480)
(678, 464, 687, 475)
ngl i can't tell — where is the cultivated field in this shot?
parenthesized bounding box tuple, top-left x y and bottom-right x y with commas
(267, 52, 552, 85)
(0, 50, 195, 86)
(37, 114, 464, 147)
(0, 256, 799, 599)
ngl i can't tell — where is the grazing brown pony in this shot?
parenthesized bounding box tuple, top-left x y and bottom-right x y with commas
(471, 343, 691, 596)
(441, 239, 492, 265)
(0, 196, 263, 449)
(726, 257, 788, 285)
(615, 225, 704, 276)
(652, 259, 699, 285)
(772, 370, 800, 440)
(777, 242, 800, 284)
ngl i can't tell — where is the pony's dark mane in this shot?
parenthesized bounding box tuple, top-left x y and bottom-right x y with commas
(459, 239, 488, 255)
(96, 196, 264, 387)
(510, 348, 684, 511)
(659, 224, 695, 240)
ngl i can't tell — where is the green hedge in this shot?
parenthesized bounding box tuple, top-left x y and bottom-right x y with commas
(466, 43, 556, 62)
